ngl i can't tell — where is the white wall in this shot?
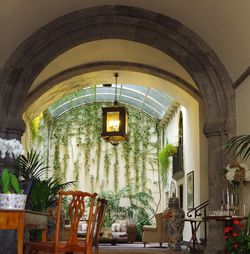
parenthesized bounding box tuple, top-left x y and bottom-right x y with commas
(163, 99, 206, 241)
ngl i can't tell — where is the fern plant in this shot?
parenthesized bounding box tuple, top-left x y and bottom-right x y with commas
(158, 143, 177, 187)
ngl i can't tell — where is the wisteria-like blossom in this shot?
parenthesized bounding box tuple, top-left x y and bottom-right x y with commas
(0, 138, 25, 159)
(225, 161, 250, 183)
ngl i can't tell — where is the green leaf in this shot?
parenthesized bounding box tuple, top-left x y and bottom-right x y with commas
(10, 173, 21, 194)
(1, 168, 11, 193)
(224, 135, 250, 161)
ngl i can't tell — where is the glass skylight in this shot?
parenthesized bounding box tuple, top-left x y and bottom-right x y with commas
(49, 84, 173, 121)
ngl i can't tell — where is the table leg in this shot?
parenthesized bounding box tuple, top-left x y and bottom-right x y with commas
(17, 213, 25, 254)
(186, 221, 202, 252)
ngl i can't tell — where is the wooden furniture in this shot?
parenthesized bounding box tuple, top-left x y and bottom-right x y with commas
(142, 213, 169, 247)
(26, 190, 97, 254)
(204, 215, 247, 223)
(92, 198, 108, 254)
(0, 209, 49, 254)
(184, 217, 205, 252)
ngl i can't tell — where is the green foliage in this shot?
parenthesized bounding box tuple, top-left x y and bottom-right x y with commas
(14, 149, 74, 211)
(32, 102, 160, 197)
(0, 168, 21, 194)
(99, 186, 155, 240)
(113, 146, 119, 192)
(28, 177, 74, 212)
(224, 135, 250, 161)
(15, 149, 49, 179)
(104, 150, 110, 182)
(158, 143, 177, 187)
(225, 212, 250, 254)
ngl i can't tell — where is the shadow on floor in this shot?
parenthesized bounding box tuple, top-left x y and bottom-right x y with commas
(97, 242, 204, 254)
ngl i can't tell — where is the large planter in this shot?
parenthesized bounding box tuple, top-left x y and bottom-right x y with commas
(0, 194, 27, 210)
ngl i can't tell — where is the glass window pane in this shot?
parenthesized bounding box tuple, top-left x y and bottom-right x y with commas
(147, 89, 172, 108)
(120, 95, 143, 109)
(142, 103, 162, 120)
(122, 84, 148, 94)
(49, 84, 173, 120)
(120, 89, 145, 101)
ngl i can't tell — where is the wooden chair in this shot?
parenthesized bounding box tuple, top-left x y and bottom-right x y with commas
(25, 190, 97, 254)
(92, 198, 108, 254)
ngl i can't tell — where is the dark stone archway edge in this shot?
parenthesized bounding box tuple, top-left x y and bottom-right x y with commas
(0, 5, 236, 253)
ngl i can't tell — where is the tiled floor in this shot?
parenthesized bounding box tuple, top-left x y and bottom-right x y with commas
(97, 243, 204, 254)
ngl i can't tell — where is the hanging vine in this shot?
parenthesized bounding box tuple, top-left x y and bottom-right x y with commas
(113, 146, 119, 193)
(33, 101, 161, 196)
(104, 149, 110, 183)
(122, 140, 131, 187)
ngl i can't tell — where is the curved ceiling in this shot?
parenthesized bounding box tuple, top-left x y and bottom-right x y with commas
(25, 70, 195, 119)
(1, 0, 249, 82)
(30, 40, 197, 94)
(49, 83, 173, 121)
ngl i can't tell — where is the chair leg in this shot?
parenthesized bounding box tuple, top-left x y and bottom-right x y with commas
(160, 242, 162, 248)
(143, 242, 146, 247)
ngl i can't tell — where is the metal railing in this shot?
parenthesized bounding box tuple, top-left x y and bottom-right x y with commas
(187, 200, 209, 244)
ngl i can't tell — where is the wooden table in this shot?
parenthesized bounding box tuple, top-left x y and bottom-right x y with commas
(0, 209, 49, 254)
(204, 215, 247, 221)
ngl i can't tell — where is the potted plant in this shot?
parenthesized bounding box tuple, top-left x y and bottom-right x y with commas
(224, 211, 250, 254)
(224, 135, 250, 161)
(158, 143, 177, 186)
(0, 168, 27, 210)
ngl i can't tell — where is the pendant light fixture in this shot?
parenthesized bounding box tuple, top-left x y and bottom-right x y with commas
(101, 73, 128, 146)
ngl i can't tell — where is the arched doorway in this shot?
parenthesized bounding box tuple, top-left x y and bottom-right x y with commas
(0, 5, 236, 252)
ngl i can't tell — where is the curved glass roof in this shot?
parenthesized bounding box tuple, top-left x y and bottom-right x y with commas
(49, 84, 173, 121)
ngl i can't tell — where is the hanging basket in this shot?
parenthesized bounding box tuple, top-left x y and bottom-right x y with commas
(0, 194, 27, 210)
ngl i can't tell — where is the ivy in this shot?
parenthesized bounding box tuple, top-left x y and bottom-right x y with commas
(53, 138, 61, 178)
(104, 149, 110, 183)
(122, 141, 131, 187)
(31, 102, 161, 197)
(113, 146, 119, 193)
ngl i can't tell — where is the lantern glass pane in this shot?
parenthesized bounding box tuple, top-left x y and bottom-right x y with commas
(107, 112, 120, 132)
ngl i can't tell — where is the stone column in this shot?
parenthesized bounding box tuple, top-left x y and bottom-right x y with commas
(203, 121, 228, 253)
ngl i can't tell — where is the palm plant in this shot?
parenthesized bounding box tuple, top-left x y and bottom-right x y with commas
(15, 149, 48, 179)
(14, 149, 74, 211)
(28, 176, 74, 211)
(224, 135, 250, 161)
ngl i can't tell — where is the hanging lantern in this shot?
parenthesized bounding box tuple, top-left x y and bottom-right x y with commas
(101, 73, 128, 146)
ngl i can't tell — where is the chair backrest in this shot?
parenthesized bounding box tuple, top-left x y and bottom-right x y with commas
(155, 213, 163, 231)
(54, 190, 97, 249)
(92, 198, 108, 248)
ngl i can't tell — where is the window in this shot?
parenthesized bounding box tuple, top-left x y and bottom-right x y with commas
(172, 111, 184, 180)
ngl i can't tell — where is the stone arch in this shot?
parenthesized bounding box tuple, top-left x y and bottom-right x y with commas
(0, 5, 236, 250)
(0, 5, 235, 138)
(25, 61, 201, 113)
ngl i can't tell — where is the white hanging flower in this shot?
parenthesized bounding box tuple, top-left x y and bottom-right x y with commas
(0, 138, 25, 159)
(225, 161, 250, 183)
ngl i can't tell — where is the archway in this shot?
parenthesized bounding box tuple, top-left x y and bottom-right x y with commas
(0, 5, 236, 252)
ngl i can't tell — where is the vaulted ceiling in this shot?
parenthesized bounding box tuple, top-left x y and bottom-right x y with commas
(1, 0, 248, 81)
(1, 1, 249, 118)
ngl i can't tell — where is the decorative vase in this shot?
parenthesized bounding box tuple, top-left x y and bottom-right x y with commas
(231, 183, 240, 215)
(163, 194, 185, 249)
(0, 194, 27, 210)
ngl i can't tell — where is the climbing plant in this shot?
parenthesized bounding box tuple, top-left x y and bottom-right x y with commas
(29, 100, 161, 198)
